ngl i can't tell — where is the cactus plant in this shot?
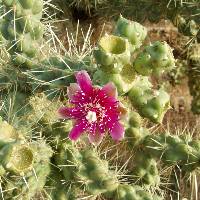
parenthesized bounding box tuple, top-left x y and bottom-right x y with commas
(188, 44, 200, 114)
(0, 0, 44, 67)
(134, 41, 175, 76)
(1, 9, 198, 200)
(128, 77, 170, 123)
(115, 15, 147, 52)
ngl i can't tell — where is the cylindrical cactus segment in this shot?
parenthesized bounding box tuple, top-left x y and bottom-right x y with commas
(132, 153, 160, 186)
(125, 127, 149, 148)
(114, 184, 162, 200)
(134, 41, 175, 76)
(115, 15, 147, 52)
(77, 149, 119, 195)
(128, 77, 170, 123)
(188, 44, 200, 114)
(142, 133, 200, 171)
(0, 0, 44, 67)
(94, 35, 131, 73)
(0, 143, 34, 174)
(93, 69, 135, 95)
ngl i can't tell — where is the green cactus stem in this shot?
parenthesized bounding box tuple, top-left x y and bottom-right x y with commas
(114, 184, 162, 200)
(134, 41, 176, 76)
(0, 0, 44, 67)
(131, 153, 160, 186)
(93, 66, 136, 95)
(78, 149, 119, 195)
(115, 15, 147, 52)
(142, 133, 200, 171)
(128, 77, 170, 123)
(188, 44, 200, 114)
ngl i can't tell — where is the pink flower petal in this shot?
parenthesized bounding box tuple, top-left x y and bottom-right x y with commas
(67, 83, 80, 100)
(58, 107, 71, 119)
(88, 130, 104, 145)
(75, 70, 92, 93)
(69, 121, 87, 141)
(58, 107, 84, 119)
(102, 82, 118, 98)
(88, 123, 104, 145)
(110, 121, 124, 141)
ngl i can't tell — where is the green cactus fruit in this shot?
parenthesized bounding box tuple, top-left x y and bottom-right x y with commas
(5, 161, 51, 199)
(2, 141, 53, 199)
(94, 35, 131, 73)
(141, 89, 170, 123)
(0, 143, 34, 174)
(115, 15, 147, 52)
(128, 77, 170, 123)
(135, 41, 175, 76)
(134, 51, 152, 76)
(93, 68, 135, 94)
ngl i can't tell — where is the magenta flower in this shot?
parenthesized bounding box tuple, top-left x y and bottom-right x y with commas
(58, 70, 126, 145)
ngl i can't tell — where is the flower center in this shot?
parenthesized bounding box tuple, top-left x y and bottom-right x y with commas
(86, 111, 97, 123)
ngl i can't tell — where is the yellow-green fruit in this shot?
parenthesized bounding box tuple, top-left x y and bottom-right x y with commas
(94, 35, 131, 73)
(0, 143, 34, 174)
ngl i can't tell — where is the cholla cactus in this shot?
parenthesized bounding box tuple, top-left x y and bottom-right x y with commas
(0, 118, 53, 199)
(188, 44, 200, 113)
(0, 0, 44, 67)
(115, 15, 147, 52)
(128, 77, 170, 123)
(134, 41, 175, 76)
(93, 16, 174, 124)
(1, 11, 198, 199)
